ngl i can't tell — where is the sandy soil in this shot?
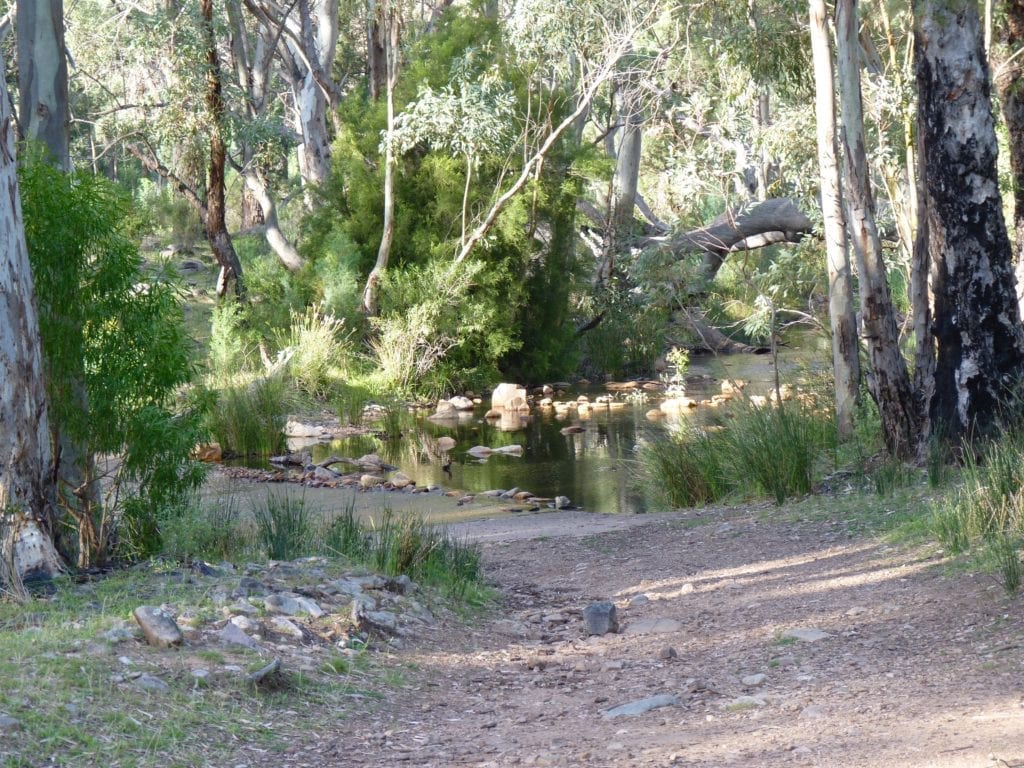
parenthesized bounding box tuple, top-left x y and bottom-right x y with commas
(252, 503, 1024, 768)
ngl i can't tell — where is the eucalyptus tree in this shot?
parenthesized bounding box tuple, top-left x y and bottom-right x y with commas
(17, 0, 69, 169)
(996, 0, 1024, 264)
(0, 61, 65, 586)
(834, 0, 917, 456)
(915, 0, 1024, 438)
(809, 0, 859, 439)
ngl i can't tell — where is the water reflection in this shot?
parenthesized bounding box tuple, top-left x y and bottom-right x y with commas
(299, 342, 829, 515)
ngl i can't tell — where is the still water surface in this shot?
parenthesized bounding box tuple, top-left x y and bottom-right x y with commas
(304, 342, 828, 514)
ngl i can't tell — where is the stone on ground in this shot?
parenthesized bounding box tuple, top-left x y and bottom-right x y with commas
(603, 694, 679, 718)
(133, 606, 183, 648)
(583, 601, 619, 636)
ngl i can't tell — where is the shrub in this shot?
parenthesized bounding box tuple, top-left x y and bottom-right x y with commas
(276, 303, 352, 399)
(19, 156, 203, 566)
(205, 375, 292, 457)
(635, 397, 835, 508)
(253, 492, 314, 560)
(160, 494, 251, 562)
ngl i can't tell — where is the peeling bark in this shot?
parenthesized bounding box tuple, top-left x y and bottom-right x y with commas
(17, 0, 69, 170)
(916, 0, 1024, 438)
(995, 0, 1024, 266)
(0, 65, 64, 583)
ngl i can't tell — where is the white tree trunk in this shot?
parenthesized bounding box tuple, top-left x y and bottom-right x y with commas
(837, 0, 918, 456)
(0, 67, 65, 584)
(17, 0, 69, 170)
(809, 0, 860, 439)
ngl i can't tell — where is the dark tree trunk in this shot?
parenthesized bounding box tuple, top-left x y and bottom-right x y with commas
(916, 0, 1024, 438)
(201, 0, 244, 297)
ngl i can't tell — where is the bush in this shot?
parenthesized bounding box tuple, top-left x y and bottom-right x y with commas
(204, 375, 293, 457)
(160, 494, 251, 562)
(254, 492, 315, 560)
(276, 303, 352, 399)
(635, 397, 836, 508)
(19, 156, 203, 566)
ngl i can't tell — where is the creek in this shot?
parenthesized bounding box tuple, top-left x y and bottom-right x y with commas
(298, 336, 831, 515)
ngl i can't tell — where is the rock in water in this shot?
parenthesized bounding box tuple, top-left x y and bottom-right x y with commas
(554, 495, 571, 510)
(583, 601, 619, 635)
(491, 383, 527, 411)
(133, 606, 184, 648)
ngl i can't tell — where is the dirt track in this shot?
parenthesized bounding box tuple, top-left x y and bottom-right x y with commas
(258, 504, 1024, 767)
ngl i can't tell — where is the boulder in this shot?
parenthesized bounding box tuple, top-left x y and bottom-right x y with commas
(437, 436, 457, 452)
(359, 474, 385, 489)
(492, 445, 524, 456)
(491, 383, 527, 412)
(389, 472, 413, 489)
(448, 395, 474, 411)
(133, 606, 183, 649)
(284, 420, 329, 438)
(554, 495, 571, 510)
(467, 445, 493, 458)
(192, 443, 223, 462)
(583, 601, 619, 635)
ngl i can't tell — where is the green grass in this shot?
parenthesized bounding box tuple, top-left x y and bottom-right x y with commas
(253, 491, 315, 560)
(634, 398, 836, 508)
(205, 374, 293, 457)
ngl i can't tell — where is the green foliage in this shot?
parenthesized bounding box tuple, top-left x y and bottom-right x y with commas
(635, 398, 836, 508)
(253, 492, 314, 560)
(276, 303, 352, 399)
(161, 495, 250, 562)
(324, 505, 483, 598)
(370, 260, 517, 394)
(19, 155, 203, 564)
(577, 285, 668, 378)
(203, 375, 292, 457)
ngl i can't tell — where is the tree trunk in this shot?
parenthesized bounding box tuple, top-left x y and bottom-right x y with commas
(809, 0, 860, 439)
(361, 2, 399, 316)
(292, 0, 338, 197)
(995, 0, 1024, 269)
(0, 68, 65, 585)
(16, 0, 69, 170)
(597, 98, 643, 284)
(202, 0, 244, 297)
(837, 0, 918, 457)
(916, 0, 1024, 438)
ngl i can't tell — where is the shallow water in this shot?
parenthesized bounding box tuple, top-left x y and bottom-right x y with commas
(300, 339, 830, 515)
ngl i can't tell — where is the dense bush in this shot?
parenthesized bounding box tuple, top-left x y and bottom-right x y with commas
(20, 156, 205, 564)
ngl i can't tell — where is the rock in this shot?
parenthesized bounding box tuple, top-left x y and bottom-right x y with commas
(246, 657, 282, 685)
(230, 615, 260, 632)
(234, 576, 267, 597)
(264, 593, 302, 615)
(554, 495, 571, 510)
(800, 704, 827, 719)
(448, 395, 474, 410)
(285, 420, 328, 438)
(583, 601, 619, 635)
(660, 397, 698, 414)
(0, 715, 21, 732)
(269, 616, 304, 639)
(360, 474, 385, 489)
(629, 594, 650, 607)
(133, 674, 170, 693)
(437, 436, 457, 452)
(658, 646, 678, 660)
(645, 409, 665, 420)
(560, 426, 585, 435)
(481, 489, 505, 497)
(352, 600, 399, 635)
(781, 628, 831, 643)
(219, 622, 260, 651)
(742, 673, 767, 687)
(467, 445, 493, 458)
(192, 442, 223, 462)
(500, 487, 520, 498)
(603, 694, 679, 718)
(270, 450, 311, 466)
(429, 400, 457, 419)
(492, 383, 528, 411)
(133, 606, 183, 649)
(389, 472, 413, 489)
(483, 409, 502, 419)
(313, 466, 341, 481)
(624, 618, 683, 635)
(492, 444, 524, 456)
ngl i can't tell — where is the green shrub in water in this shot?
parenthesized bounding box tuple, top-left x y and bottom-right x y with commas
(204, 375, 292, 457)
